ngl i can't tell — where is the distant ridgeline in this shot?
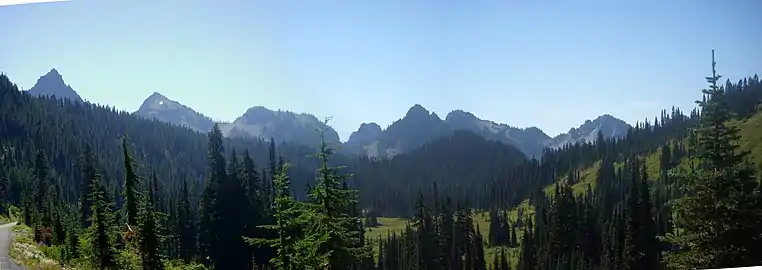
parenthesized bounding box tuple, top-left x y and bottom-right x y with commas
(1, 63, 762, 269)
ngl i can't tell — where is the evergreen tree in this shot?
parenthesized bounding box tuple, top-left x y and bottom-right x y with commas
(87, 173, 118, 269)
(32, 150, 53, 244)
(308, 121, 368, 269)
(177, 180, 196, 262)
(138, 183, 164, 270)
(66, 225, 80, 262)
(666, 50, 762, 269)
(246, 162, 328, 269)
(122, 137, 141, 227)
(80, 144, 97, 228)
(198, 124, 228, 267)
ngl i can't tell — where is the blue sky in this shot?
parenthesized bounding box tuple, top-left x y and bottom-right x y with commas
(1, 0, 761, 141)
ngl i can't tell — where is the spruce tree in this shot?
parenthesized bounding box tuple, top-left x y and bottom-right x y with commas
(198, 124, 227, 267)
(138, 183, 164, 270)
(666, 50, 762, 268)
(177, 180, 196, 262)
(80, 144, 97, 228)
(308, 119, 368, 269)
(66, 225, 80, 262)
(87, 172, 118, 269)
(122, 137, 141, 227)
(637, 162, 660, 269)
(32, 150, 53, 244)
(246, 162, 328, 269)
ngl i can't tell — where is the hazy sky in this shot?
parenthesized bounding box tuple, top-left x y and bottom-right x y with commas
(1, 0, 761, 141)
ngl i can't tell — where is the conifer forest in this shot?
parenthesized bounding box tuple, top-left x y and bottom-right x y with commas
(2, 50, 762, 270)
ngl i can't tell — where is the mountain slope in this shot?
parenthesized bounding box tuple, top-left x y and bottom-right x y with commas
(353, 130, 528, 215)
(133, 92, 215, 133)
(345, 104, 628, 159)
(22, 69, 632, 159)
(0, 74, 337, 200)
(25, 68, 82, 102)
(344, 104, 454, 158)
(443, 110, 551, 158)
(220, 106, 342, 148)
(545, 114, 631, 149)
(345, 122, 383, 156)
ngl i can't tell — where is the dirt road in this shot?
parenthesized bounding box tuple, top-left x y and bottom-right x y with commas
(0, 222, 21, 270)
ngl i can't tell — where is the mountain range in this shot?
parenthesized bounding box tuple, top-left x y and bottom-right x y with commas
(24, 69, 632, 158)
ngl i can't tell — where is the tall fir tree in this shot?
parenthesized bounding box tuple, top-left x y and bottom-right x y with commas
(87, 172, 118, 269)
(80, 144, 97, 228)
(308, 120, 368, 269)
(666, 50, 762, 269)
(138, 183, 164, 270)
(246, 162, 328, 270)
(176, 180, 196, 263)
(122, 137, 141, 227)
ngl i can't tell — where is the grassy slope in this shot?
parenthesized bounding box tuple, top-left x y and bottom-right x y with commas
(366, 111, 762, 266)
(0, 205, 20, 225)
(735, 111, 762, 166)
(9, 224, 62, 270)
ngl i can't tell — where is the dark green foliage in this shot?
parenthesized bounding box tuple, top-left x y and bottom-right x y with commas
(308, 123, 369, 269)
(198, 124, 227, 267)
(1, 55, 762, 269)
(122, 137, 141, 227)
(88, 173, 118, 269)
(665, 51, 762, 269)
(176, 180, 196, 262)
(376, 194, 486, 270)
(65, 225, 79, 262)
(79, 144, 97, 228)
(246, 163, 328, 269)
(138, 183, 164, 269)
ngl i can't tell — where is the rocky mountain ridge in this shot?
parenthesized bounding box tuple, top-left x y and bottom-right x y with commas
(133, 92, 216, 133)
(26, 68, 633, 158)
(345, 105, 631, 158)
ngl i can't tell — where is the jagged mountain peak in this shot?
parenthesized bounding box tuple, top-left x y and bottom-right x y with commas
(358, 122, 382, 132)
(37, 68, 66, 87)
(444, 109, 479, 123)
(46, 68, 61, 77)
(346, 122, 383, 154)
(26, 68, 82, 102)
(134, 92, 214, 133)
(405, 104, 431, 118)
(138, 92, 183, 110)
(522, 126, 549, 137)
(549, 114, 631, 149)
(445, 109, 475, 119)
(228, 106, 341, 146)
(147, 91, 167, 100)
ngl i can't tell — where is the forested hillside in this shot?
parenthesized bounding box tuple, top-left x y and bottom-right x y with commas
(1, 52, 762, 270)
